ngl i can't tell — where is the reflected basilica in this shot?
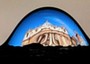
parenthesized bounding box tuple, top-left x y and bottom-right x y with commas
(22, 21, 83, 47)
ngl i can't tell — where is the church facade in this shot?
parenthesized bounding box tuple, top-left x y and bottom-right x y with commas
(22, 21, 83, 47)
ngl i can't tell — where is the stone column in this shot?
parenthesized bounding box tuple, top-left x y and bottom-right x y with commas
(49, 33, 53, 46)
(62, 36, 68, 46)
(58, 35, 63, 46)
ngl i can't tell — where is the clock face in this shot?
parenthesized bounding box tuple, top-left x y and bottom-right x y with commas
(8, 7, 89, 47)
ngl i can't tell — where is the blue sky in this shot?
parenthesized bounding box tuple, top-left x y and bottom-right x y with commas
(8, 9, 89, 46)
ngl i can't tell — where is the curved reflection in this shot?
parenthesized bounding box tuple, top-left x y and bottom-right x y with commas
(8, 7, 89, 46)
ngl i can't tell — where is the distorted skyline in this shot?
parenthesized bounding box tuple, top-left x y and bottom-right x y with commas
(8, 9, 89, 46)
